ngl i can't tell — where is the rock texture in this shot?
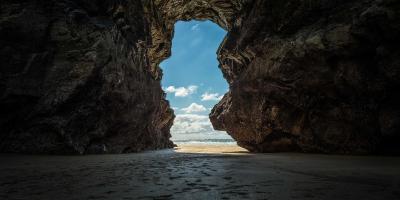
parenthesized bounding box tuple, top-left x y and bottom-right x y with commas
(143, 0, 252, 80)
(210, 0, 400, 154)
(0, 0, 174, 154)
(1, 0, 399, 154)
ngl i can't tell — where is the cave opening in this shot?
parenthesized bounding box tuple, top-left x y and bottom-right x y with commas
(160, 20, 236, 149)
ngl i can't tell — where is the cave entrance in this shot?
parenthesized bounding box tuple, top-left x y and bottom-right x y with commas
(160, 20, 239, 152)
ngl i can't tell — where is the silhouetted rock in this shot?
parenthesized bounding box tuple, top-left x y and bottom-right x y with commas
(1, 0, 399, 154)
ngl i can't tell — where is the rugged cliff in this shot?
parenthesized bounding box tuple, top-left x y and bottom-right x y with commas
(0, 0, 399, 154)
(210, 0, 400, 154)
(0, 0, 174, 154)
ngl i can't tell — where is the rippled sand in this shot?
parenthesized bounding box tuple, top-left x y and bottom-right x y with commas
(1, 145, 400, 200)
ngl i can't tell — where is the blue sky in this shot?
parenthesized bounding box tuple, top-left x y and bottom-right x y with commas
(160, 20, 232, 141)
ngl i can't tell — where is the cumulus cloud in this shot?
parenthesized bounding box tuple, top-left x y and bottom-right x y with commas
(171, 114, 213, 134)
(181, 103, 207, 113)
(191, 23, 200, 31)
(201, 92, 223, 101)
(170, 114, 230, 140)
(164, 85, 198, 97)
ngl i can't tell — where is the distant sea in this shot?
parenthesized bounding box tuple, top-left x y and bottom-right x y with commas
(173, 139, 237, 145)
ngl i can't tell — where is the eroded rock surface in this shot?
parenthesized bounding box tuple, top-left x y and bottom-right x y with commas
(0, 0, 174, 154)
(210, 0, 400, 154)
(1, 0, 399, 154)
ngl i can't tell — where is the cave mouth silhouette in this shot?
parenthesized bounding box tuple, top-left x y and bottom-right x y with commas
(159, 20, 235, 146)
(2, 1, 397, 155)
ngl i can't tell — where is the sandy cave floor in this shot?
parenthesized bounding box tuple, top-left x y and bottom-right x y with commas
(1, 144, 400, 200)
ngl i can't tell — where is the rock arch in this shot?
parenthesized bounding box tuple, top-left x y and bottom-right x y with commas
(0, 0, 399, 154)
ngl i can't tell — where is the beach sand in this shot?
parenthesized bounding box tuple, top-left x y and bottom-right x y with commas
(174, 143, 248, 154)
(1, 144, 400, 200)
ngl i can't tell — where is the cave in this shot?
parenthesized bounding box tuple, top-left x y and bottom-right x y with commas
(1, 0, 400, 155)
(1, 1, 400, 199)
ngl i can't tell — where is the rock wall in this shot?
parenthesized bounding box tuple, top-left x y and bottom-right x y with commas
(0, 0, 174, 154)
(210, 0, 400, 154)
(0, 0, 399, 154)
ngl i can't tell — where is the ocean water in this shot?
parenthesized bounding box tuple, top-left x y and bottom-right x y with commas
(173, 139, 237, 145)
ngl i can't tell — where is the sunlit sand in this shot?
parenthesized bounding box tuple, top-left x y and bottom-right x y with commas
(174, 143, 248, 154)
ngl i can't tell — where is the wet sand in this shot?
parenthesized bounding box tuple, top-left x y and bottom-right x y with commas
(1, 144, 400, 200)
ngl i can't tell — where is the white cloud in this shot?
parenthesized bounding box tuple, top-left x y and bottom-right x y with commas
(170, 114, 231, 140)
(171, 114, 213, 134)
(191, 24, 200, 31)
(181, 103, 207, 113)
(201, 92, 223, 101)
(164, 85, 198, 97)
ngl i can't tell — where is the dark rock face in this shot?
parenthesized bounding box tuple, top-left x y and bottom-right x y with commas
(1, 0, 399, 154)
(210, 0, 400, 154)
(0, 0, 174, 154)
